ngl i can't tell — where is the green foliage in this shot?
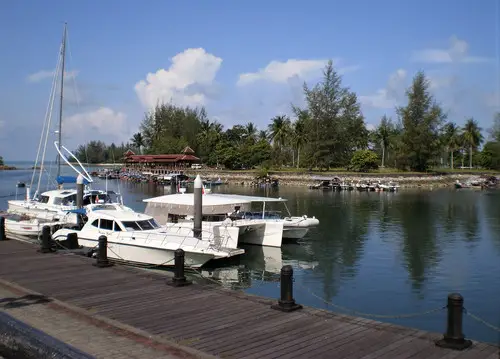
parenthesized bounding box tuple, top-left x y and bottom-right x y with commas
(73, 141, 133, 164)
(300, 60, 368, 169)
(72, 66, 495, 173)
(488, 112, 500, 142)
(349, 150, 379, 172)
(396, 71, 446, 171)
(480, 141, 500, 170)
(0, 156, 3, 166)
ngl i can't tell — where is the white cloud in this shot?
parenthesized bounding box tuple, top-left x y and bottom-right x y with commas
(237, 59, 360, 86)
(63, 107, 129, 144)
(237, 59, 328, 86)
(134, 48, 222, 109)
(411, 36, 490, 64)
(359, 69, 407, 109)
(27, 69, 79, 83)
(365, 123, 376, 131)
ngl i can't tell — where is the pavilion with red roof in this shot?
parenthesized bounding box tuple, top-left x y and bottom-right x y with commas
(123, 146, 201, 171)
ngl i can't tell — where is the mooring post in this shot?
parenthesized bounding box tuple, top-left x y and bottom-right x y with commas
(193, 174, 202, 239)
(66, 232, 79, 250)
(93, 235, 113, 268)
(271, 265, 303, 312)
(76, 174, 84, 227)
(0, 217, 6, 241)
(167, 248, 191, 287)
(171, 177, 177, 194)
(38, 226, 53, 253)
(435, 293, 472, 350)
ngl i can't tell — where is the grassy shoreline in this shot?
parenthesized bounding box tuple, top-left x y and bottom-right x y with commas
(179, 168, 499, 188)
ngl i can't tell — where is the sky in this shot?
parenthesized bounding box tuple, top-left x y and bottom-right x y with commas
(0, 0, 499, 161)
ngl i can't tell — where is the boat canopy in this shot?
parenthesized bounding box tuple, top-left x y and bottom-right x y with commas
(56, 176, 90, 185)
(66, 208, 86, 215)
(143, 193, 253, 218)
(143, 193, 287, 222)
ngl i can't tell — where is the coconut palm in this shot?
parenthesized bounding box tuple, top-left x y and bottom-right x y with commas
(130, 132, 144, 154)
(462, 118, 483, 168)
(268, 115, 291, 150)
(374, 115, 393, 167)
(245, 122, 257, 142)
(443, 122, 461, 169)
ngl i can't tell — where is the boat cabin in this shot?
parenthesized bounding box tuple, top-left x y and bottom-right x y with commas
(36, 189, 119, 207)
(85, 211, 162, 232)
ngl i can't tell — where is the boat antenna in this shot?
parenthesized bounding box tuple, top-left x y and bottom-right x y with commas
(56, 22, 67, 181)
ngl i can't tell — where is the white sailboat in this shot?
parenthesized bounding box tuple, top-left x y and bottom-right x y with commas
(7, 23, 125, 221)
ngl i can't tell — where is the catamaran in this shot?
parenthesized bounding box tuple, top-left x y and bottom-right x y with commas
(143, 192, 319, 247)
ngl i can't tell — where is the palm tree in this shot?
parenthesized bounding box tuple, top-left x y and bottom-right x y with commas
(245, 122, 257, 142)
(258, 130, 268, 141)
(268, 115, 291, 149)
(443, 122, 461, 169)
(292, 111, 308, 169)
(130, 132, 144, 154)
(462, 118, 483, 168)
(374, 115, 393, 167)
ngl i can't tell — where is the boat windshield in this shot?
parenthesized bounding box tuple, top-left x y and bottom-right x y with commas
(121, 219, 161, 231)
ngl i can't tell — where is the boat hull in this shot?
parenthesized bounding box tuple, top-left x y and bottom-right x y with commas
(283, 227, 309, 239)
(63, 234, 216, 268)
(237, 222, 283, 247)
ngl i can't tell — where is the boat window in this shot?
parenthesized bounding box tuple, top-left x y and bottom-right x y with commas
(149, 219, 161, 228)
(113, 221, 122, 231)
(39, 195, 49, 203)
(99, 219, 114, 231)
(136, 220, 155, 230)
(53, 197, 63, 205)
(83, 196, 92, 205)
(91, 220, 99, 228)
(62, 194, 77, 206)
(121, 221, 142, 231)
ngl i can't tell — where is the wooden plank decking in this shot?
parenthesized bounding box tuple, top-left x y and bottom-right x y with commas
(0, 239, 498, 359)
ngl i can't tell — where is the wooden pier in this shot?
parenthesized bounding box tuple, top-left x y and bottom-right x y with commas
(0, 238, 498, 359)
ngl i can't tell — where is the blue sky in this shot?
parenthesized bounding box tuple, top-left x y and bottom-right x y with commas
(0, 0, 498, 161)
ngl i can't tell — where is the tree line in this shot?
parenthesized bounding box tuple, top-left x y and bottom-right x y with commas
(74, 61, 500, 171)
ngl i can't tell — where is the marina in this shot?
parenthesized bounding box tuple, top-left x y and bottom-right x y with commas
(1, 9, 500, 357)
(0, 238, 498, 358)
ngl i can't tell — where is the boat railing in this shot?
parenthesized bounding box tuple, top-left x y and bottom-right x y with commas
(110, 226, 233, 252)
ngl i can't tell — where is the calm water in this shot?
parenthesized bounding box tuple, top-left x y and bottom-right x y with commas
(1, 165, 499, 344)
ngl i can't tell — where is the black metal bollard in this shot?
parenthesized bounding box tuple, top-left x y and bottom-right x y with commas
(38, 226, 53, 253)
(93, 235, 113, 268)
(66, 232, 79, 250)
(0, 217, 6, 241)
(271, 265, 303, 312)
(167, 249, 191, 287)
(435, 293, 472, 350)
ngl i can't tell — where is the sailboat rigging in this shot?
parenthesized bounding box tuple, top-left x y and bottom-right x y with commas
(6, 23, 126, 218)
(56, 23, 67, 180)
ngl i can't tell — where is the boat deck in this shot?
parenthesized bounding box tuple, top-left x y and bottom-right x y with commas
(0, 239, 498, 359)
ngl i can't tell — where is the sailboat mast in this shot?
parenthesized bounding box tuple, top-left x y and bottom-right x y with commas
(57, 22, 67, 179)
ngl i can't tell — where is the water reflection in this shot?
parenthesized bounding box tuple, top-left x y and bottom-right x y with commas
(1, 170, 500, 343)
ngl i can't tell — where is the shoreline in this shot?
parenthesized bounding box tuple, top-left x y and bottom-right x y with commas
(167, 169, 499, 188)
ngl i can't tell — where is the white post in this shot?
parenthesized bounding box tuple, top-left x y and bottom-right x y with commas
(262, 201, 266, 219)
(193, 174, 202, 239)
(25, 187, 30, 201)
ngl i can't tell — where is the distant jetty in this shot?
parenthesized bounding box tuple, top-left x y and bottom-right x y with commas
(0, 165, 17, 170)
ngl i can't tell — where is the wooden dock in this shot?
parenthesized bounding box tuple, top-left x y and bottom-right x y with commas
(0, 239, 498, 359)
